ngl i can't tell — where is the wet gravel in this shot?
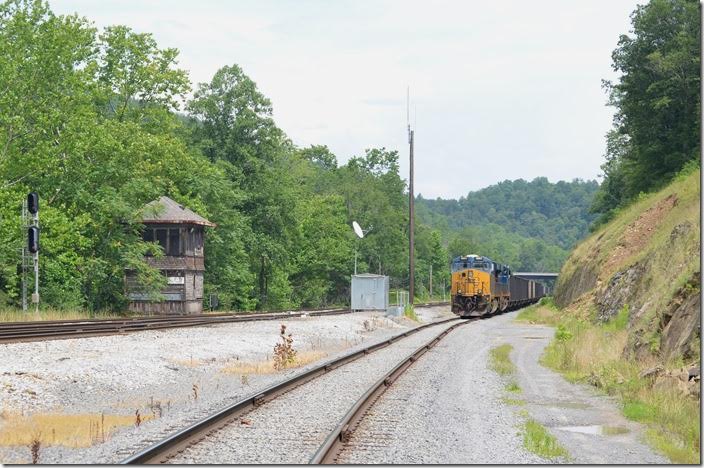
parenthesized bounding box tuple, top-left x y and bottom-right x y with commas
(0, 306, 452, 464)
(167, 320, 462, 464)
(493, 313, 668, 464)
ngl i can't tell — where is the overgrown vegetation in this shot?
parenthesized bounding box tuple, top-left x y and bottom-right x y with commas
(273, 324, 297, 370)
(221, 350, 327, 376)
(590, 0, 700, 225)
(488, 344, 515, 376)
(0, 411, 147, 448)
(403, 304, 419, 322)
(518, 301, 700, 464)
(487, 338, 568, 460)
(522, 418, 569, 460)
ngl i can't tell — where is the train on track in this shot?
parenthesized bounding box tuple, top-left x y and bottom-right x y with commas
(450, 254, 544, 318)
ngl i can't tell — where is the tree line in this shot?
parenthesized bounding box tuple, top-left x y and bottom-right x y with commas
(416, 178, 599, 273)
(590, 0, 700, 225)
(0, 0, 452, 312)
(2, 0, 642, 313)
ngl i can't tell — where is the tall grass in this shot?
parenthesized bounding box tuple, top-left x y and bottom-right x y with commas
(0, 411, 147, 447)
(523, 418, 569, 459)
(527, 302, 700, 463)
(0, 308, 125, 323)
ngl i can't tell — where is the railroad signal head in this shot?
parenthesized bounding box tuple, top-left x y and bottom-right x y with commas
(28, 226, 39, 253)
(27, 192, 39, 214)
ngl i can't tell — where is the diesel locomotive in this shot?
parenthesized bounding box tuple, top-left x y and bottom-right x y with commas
(450, 254, 544, 318)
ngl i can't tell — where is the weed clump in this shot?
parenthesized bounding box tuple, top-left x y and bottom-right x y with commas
(523, 419, 569, 459)
(506, 380, 521, 393)
(273, 324, 297, 370)
(489, 344, 515, 376)
(29, 435, 40, 464)
(403, 304, 419, 322)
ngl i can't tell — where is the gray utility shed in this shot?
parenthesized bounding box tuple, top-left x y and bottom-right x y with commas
(126, 196, 216, 315)
(351, 274, 389, 311)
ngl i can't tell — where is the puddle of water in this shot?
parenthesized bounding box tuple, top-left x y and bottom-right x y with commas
(558, 425, 630, 436)
(536, 401, 592, 409)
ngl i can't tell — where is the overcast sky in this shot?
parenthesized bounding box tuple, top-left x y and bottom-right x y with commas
(52, 0, 642, 199)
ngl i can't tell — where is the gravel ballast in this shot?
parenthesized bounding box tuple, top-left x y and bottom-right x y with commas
(0, 306, 452, 464)
(166, 320, 462, 464)
(337, 310, 668, 464)
(336, 314, 549, 464)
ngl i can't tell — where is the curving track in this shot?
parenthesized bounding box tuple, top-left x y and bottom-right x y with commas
(120, 314, 469, 464)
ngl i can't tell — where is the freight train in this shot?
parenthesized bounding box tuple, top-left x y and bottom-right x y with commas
(450, 254, 544, 318)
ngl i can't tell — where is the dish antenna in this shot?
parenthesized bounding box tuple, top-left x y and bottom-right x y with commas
(352, 221, 364, 239)
(351, 221, 372, 274)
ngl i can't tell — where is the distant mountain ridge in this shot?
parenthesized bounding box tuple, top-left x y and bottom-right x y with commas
(416, 177, 599, 250)
(415, 178, 600, 272)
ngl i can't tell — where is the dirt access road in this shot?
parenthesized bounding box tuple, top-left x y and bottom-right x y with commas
(338, 308, 666, 464)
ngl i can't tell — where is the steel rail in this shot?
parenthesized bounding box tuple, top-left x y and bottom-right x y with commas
(120, 315, 460, 465)
(0, 302, 450, 344)
(310, 318, 471, 464)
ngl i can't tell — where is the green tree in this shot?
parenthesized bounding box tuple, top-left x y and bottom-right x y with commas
(592, 0, 700, 220)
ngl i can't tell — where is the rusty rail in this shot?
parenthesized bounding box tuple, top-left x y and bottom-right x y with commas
(310, 319, 470, 464)
(120, 314, 458, 464)
(0, 302, 451, 344)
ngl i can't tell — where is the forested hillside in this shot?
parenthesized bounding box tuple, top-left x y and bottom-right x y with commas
(416, 178, 599, 272)
(0, 0, 448, 312)
(590, 0, 700, 224)
(0, 1, 607, 313)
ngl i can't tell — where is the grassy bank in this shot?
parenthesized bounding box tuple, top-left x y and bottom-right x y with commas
(517, 298, 700, 463)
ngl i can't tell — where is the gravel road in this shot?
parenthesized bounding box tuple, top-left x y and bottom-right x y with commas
(495, 313, 668, 464)
(0, 306, 452, 464)
(337, 310, 668, 464)
(336, 314, 549, 464)
(166, 320, 462, 464)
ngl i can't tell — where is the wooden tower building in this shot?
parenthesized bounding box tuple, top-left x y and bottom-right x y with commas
(127, 196, 215, 314)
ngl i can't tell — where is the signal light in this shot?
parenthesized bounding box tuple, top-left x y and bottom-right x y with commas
(28, 226, 39, 253)
(27, 192, 39, 214)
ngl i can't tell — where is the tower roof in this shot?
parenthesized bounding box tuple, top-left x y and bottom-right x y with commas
(141, 196, 216, 227)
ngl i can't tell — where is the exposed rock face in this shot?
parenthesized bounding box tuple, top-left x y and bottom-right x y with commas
(659, 272, 701, 361)
(554, 263, 598, 308)
(554, 173, 700, 373)
(595, 263, 646, 322)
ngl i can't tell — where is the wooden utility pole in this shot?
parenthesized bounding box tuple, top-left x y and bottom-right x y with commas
(429, 264, 432, 299)
(408, 125, 415, 305)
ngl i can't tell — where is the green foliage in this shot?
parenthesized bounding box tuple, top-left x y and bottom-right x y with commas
(530, 300, 700, 464)
(403, 304, 418, 322)
(0, 0, 454, 312)
(591, 0, 700, 220)
(522, 419, 569, 459)
(489, 344, 515, 376)
(506, 380, 521, 393)
(417, 177, 599, 272)
(555, 324, 573, 341)
(602, 305, 629, 331)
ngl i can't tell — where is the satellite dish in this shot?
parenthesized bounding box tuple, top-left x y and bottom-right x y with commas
(352, 221, 364, 238)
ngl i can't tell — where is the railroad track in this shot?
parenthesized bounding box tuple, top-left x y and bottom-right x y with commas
(120, 314, 469, 465)
(0, 302, 450, 344)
